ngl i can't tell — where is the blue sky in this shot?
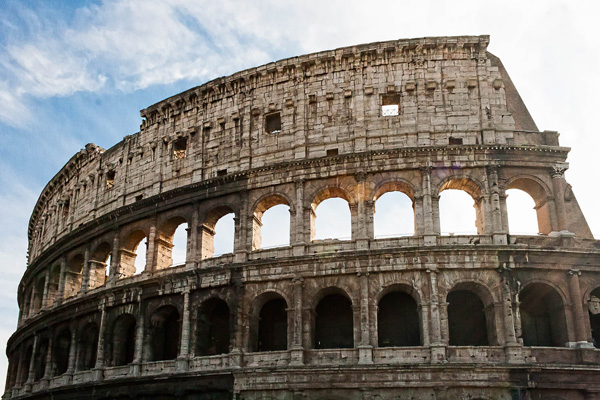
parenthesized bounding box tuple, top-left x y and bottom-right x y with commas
(1, 0, 600, 386)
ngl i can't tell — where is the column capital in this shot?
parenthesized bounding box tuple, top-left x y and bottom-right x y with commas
(551, 162, 569, 178)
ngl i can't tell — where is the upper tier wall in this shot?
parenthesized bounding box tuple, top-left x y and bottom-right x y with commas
(27, 35, 553, 263)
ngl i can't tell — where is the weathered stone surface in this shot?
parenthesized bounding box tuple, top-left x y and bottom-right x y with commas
(6, 35, 600, 400)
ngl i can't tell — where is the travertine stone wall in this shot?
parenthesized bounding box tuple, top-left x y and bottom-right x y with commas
(27, 35, 557, 263)
(8, 36, 600, 400)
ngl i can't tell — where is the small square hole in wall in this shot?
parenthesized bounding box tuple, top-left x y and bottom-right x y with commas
(449, 137, 463, 145)
(265, 112, 281, 134)
(106, 171, 115, 190)
(326, 148, 339, 156)
(173, 137, 188, 159)
(135, 194, 143, 202)
(217, 169, 227, 177)
(381, 94, 400, 116)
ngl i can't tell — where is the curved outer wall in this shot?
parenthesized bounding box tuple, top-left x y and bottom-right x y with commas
(6, 35, 600, 400)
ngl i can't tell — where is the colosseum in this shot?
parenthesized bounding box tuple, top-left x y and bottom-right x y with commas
(5, 35, 600, 400)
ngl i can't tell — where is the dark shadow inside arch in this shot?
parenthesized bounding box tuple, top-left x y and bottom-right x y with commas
(196, 298, 230, 356)
(315, 293, 353, 349)
(149, 305, 181, 361)
(258, 298, 288, 351)
(111, 314, 136, 366)
(520, 283, 568, 347)
(378, 291, 420, 347)
(53, 328, 72, 376)
(447, 290, 489, 346)
(34, 337, 48, 381)
(77, 323, 99, 371)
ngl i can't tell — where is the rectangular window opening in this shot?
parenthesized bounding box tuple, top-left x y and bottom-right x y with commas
(449, 137, 463, 145)
(173, 137, 188, 159)
(106, 171, 115, 190)
(217, 169, 228, 177)
(381, 94, 400, 117)
(265, 112, 282, 134)
(326, 148, 339, 157)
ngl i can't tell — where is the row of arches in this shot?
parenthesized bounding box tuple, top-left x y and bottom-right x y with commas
(9, 280, 600, 390)
(21, 174, 554, 321)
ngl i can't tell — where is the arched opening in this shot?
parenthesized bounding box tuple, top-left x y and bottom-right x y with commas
(200, 206, 235, 258)
(378, 291, 420, 347)
(90, 242, 112, 288)
(76, 323, 99, 371)
(157, 217, 188, 269)
(47, 265, 61, 306)
(588, 288, 600, 348)
(120, 230, 147, 278)
(253, 195, 290, 250)
(374, 191, 415, 238)
(314, 292, 353, 349)
(258, 298, 288, 351)
(196, 298, 230, 356)
(519, 283, 568, 347)
(506, 189, 539, 235)
(373, 182, 415, 238)
(312, 188, 352, 241)
(148, 305, 181, 361)
(447, 290, 489, 346)
(507, 178, 552, 235)
(64, 254, 84, 298)
(111, 314, 136, 366)
(439, 178, 483, 235)
(34, 337, 48, 381)
(53, 328, 71, 376)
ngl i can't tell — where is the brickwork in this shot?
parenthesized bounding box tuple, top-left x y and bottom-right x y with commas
(6, 36, 600, 400)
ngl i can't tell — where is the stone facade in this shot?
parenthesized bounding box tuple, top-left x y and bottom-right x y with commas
(5, 35, 600, 399)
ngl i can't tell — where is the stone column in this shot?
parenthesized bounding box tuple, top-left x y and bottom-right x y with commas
(230, 283, 244, 368)
(290, 277, 304, 366)
(145, 224, 157, 273)
(65, 324, 77, 379)
(42, 268, 51, 309)
(57, 257, 67, 304)
(487, 166, 508, 244)
(358, 272, 373, 364)
(292, 179, 306, 250)
(109, 233, 120, 280)
(569, 269, 592, 347)
(177, 288, 191, 372)
(551, 164, 568, 231)
(81, 246, 91, 293)
(25, 334, 39, 390)
(499, 273, 525, 362)
(188, 207, 199, 265)
(42, 330, 54, 382)
(93, 302, 106, 381)
(420, 166, 438, 244)
(427, 268, 446, 363)
(132, 302, 145, 375)
(234, 192, 248, 263)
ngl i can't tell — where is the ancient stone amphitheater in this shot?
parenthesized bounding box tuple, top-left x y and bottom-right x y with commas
(5, 35, 600, 400)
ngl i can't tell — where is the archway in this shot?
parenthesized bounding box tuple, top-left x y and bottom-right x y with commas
(148, 305, 181, 361)
(76, 323, 99, 371)
(447, 290, 489, 346)
(253, 195, 291, 250)
(314, 292, 353, 349)
(258, 298, 288, 351)
(519, 283, 568, 347)
(111, 314, 136, 366)
(378, 291, 420, 347)
(196, 298, 230, 356)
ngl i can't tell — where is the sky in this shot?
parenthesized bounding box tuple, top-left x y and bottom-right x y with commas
(1, 0, 600, 388)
